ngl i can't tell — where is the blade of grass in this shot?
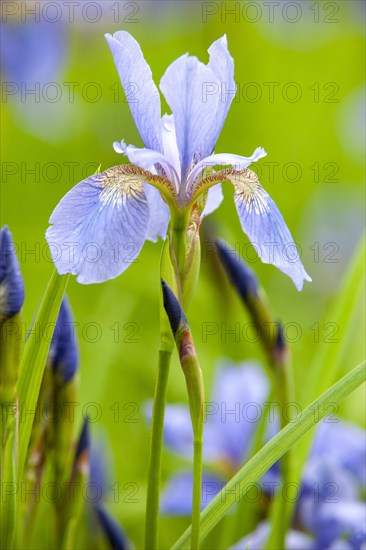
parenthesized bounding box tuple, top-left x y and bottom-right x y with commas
(171, 359, 366, 549)
(17, 270, 69, 481)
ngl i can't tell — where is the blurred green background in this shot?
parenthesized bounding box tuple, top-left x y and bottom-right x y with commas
(1, 1, 365, 547)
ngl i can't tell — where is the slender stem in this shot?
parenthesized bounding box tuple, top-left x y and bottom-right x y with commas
(265, 358, 294, 550)
(144, 349, 172, 550)
(191, 436, 203, 550)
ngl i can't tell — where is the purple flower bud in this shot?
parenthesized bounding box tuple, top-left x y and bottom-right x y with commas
(49, 297, 78, 382)
(95, 504, 128, 550)
(161, 279, 187, 335)
(215, 239, 258, 301)
(75, 417, 90, 461)
(0, 226, 25, 320)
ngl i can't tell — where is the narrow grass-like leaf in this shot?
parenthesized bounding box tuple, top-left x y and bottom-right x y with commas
(17, 270, 69, 480)
(301, 234, 365, 405)
(171, 360, 366, 549)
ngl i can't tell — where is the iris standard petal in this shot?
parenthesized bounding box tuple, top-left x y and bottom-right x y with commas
(143, 184, 170, 242)
(201, 184, 224, 218)
(160, 54, 220, 183)
(46, 166, 157, 284)
(161, 114, 181, 179)
(105, 31, 162, 152)
(206, 35, 236, 155)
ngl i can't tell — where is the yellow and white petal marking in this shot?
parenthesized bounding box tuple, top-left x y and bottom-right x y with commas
(101, 164, 178, 208)
(190, 168, 311, 290)
(46, 164, 177, 284)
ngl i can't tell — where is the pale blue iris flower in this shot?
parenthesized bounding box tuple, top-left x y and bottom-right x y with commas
(46, 31, 311, 288)
(159, 363, 366, 549)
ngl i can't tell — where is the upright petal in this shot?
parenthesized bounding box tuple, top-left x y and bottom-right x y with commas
(206, 35, 236, 155)
(105, 31, 162, 152)
(161, 114, 181, 179)
(46, 165, 158, 284)
(160, 54, 220, 183)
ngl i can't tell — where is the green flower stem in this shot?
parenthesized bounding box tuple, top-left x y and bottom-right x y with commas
(171, 360, 365, 549)
(179, 350, 205, 550)
(144, 349, 172, 550)
(192, 436, 203, 550)
(265, 356, 295, 550)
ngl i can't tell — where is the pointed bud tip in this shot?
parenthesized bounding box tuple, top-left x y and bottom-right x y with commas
(95, 504, 128, 550)
(0, 225, 25, 320)
(76, 417, 90, 460)
(49, 296, 78, 382)
(215, 240, 258, 300)
(161, 279, 187, 335)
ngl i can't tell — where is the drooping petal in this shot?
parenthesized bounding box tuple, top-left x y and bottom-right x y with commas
(46, 165, 170, 284)
(160, 54, 220, 183)
(188, 147, 267, 189)
(193, 168, 311, 290)
(113, 139, 179, 191)
(161, 472, 225, 515)
(201, 184, 224, 218)
(206, 35, 236, 155)
(143, 184, 170, 242)
(105, 31, 162, 152)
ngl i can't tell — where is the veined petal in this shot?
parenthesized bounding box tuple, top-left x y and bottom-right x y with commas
(206, 35, 236, 156)
(143, 183, 170, 242)
(45, 165, 170, 284)
(160, 54, 221, 183)
(105, 31, 162, 152)
(113, 139, 179, 191)
(194, 168, 311, 290)
(161, 114, 181, 178)
(201, 184, 224, 218)
(188, 147, 267, 190)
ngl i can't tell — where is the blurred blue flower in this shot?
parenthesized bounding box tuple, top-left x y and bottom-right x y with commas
(1, 19, 69, 141)
(84, 423, 129, 549)
(231, 521, 314, 550)
(158, 361, 274, 513)
(48, 297, 78, 382)
(0, 225, 25, 320)
(296, 423, 366, 550)
(160, 361, 366, 550)
(46, 31, 310, 289)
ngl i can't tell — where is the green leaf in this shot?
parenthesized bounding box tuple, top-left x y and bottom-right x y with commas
(17, 270, 69, 481)
(301, 234, 365, 405)
(171, 360, 366, 549)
